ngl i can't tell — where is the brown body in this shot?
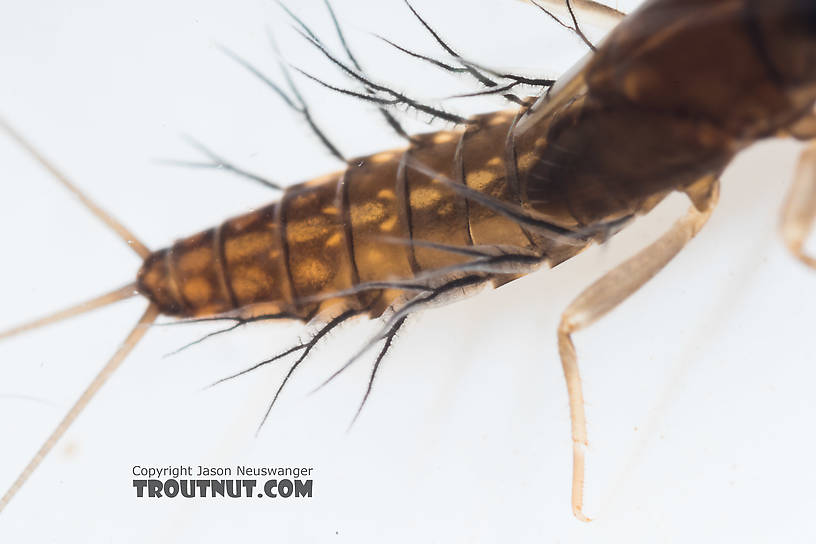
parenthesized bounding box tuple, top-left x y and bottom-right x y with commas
(137, 110, 540, 320)
(5, 0, 816, 526)
(138, 0, 816, 323)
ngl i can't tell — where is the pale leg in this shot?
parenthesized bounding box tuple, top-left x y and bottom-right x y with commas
(524, 0, 627, 31)
(781, 142, 816, 269)
(558, 179, 719, 521)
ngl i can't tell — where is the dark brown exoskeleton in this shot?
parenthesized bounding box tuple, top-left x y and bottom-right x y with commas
(2, 0, 816, 521)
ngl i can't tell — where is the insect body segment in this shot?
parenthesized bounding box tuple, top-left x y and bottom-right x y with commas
(137, 107, 567, 323)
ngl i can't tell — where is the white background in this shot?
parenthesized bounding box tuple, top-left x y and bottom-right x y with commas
(1, 0, 815, 542)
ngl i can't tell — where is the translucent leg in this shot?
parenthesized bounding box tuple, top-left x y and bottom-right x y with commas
(557, 179, 719, 521)
(523, 0, 627, 31)
(781, 141, 816, 269)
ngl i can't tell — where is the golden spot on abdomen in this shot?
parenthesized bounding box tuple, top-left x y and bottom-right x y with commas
(466, 169, 497, 191)
(324, 231, 343, 248)
(182, 276, 213, 306)
(433, 132, 456, 144)
(517, 151, 539, 172)
(379, 215, 398, 232)
(376, 188, 395, 200)
(177, 247, 212, 275)
(293, 258, 331, 289)
(231, 265, 272, 300)
(224, 231, 275, 261)
(437, 202, 454, 216)
(370, 152, 397, 164)
(350, 201, 386, 224)
(287, 217, 331, 243)
(409, 186, 442, 209)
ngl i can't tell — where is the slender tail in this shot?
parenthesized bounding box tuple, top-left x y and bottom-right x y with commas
(0, 117, 151, 259)
(0, 117, 158, 514)
(0, 303, 160, 513)
(0, 283, 141, 341)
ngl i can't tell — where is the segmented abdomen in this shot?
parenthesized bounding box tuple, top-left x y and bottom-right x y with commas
(136, 108, 542, 319)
